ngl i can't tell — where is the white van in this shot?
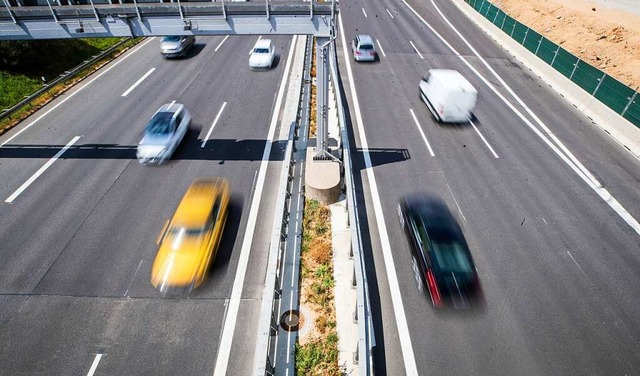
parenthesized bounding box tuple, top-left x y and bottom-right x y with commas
(419, 69, 477, 123)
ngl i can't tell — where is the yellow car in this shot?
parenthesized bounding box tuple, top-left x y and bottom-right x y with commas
(151, 177, 230, 295)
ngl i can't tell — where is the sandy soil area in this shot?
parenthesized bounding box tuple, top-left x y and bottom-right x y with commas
(495, 0, 640, 89)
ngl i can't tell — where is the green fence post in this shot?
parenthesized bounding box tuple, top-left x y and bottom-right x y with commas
(534, 37, 543, 55)
(570, 60, 579, 80)
(622, 91, 638, 117)
(550, 45, 560, 65)
(591, 73, 607, 96)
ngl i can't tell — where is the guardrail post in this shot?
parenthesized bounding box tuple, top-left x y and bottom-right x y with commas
(351, 266, 357, 288)
(353, 342, 360, 365)
(270, 312, 278, 335)
(353, 300, 358, 322)
(621, 90, 638, 117)
(349, 242, 353, 259)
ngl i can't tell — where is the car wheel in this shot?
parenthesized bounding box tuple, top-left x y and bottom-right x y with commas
(411, 257, 424, 293)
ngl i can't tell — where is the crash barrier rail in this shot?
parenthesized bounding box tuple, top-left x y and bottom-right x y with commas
(0, 37, 134, 123)
(464, 0, 640, 128)
(329, 36, 375, 373)
(253, 35, 311, 376)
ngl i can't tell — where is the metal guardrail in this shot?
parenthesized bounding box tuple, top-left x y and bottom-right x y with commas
(329, 36, 375, 374)
(253, 36, 310, 376)
(254, 119, 297, 376)
(0, 37, 133, 123)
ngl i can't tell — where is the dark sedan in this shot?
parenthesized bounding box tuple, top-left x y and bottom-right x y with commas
(398, 194, 482, 309)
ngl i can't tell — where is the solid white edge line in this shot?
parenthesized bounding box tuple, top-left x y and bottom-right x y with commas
(5, 136, 81, 203)
(430, 0, 603, 186)
(376, 39, 387, 58)
(408, 40, 424, 59)
(339, 12, 419, 375)
(401, 0, 640, 236)
(214, 35, 229, 52)
(0, 38, 156, 148)
(212, 34, 299, 376)
(386, 8, 395, 18)
(469, 118, 499, 158)
(201, 102, 227, 148)
(362, 7, 368, 17)
(286, 289, 294, 363)
(409, 109, 435, 157)
(121, 67, 155, 97)
(86, 354, 103, 376)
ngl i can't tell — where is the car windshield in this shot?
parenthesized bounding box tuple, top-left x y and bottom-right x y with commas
(253, 48, 270, 54)
(431, 241, 473, 273)
(359, 44, 374, 50)
(145, 112, 175, 135)
(162, 36, 181, 42)
(167, 226, 206, 251)
(169, 226, 207, 236)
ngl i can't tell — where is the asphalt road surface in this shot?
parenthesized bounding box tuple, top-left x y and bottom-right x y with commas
(337, 0, 640, 374)
(0, 35, 296, 375)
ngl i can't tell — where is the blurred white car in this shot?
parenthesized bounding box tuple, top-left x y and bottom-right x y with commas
(137, 102, 190, 164)
(249, 39, 275, 70)
(160, 36, 195, 58)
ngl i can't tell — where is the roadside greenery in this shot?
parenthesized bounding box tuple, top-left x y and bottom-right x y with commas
(296, 198, 340, 375)
(0, 38, 140, 135)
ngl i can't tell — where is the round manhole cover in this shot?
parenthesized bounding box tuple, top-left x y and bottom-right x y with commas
(280, 310, 304, 332)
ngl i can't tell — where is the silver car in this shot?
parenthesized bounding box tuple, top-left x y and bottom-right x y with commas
(137, 102, 190, 164)
(160, 36, 195, 58)
(351, 34, 378, 62)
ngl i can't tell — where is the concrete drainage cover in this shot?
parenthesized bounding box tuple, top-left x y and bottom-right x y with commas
(280, 310, 304, 332)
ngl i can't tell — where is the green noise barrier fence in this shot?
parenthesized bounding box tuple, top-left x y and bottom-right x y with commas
(465, 0, 640, 128)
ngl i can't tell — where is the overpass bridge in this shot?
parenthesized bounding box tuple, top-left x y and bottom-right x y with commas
(0, 1, 334, 40)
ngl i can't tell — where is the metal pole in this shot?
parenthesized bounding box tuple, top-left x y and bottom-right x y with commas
(621, 90, 638, 117)
(591, 72, 607, 96)
(550, 45, 560, 66)
(535, 37, 543, 55)
(569, 59, 579, 80)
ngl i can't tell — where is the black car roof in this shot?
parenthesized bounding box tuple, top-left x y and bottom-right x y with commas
(404, 194, 464, 242)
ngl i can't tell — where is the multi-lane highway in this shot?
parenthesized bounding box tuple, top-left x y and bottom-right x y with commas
(337, 0, 640, 374)
(2, 0, 640, 375)
(0, 35, 298, 375)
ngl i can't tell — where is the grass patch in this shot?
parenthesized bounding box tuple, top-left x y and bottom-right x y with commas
(295, 332, 340, 376)
(0, 38, 141, 136)
(296, 198, 340, 375)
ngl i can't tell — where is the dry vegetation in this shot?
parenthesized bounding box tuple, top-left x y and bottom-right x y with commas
(296, 198, 340, 375)
(495, 0, 640, 89)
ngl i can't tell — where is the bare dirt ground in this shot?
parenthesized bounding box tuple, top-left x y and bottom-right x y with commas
(495, 0, 640, 89)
